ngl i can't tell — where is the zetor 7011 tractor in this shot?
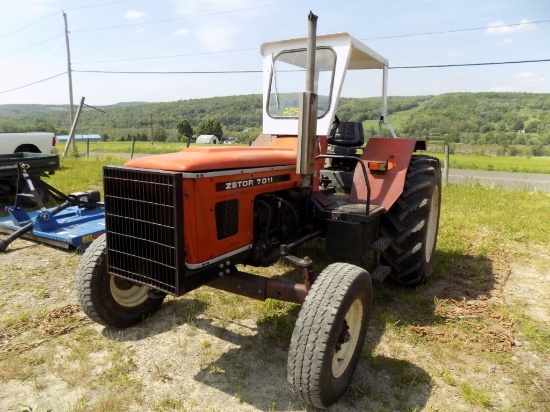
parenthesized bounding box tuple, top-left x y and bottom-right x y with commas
(76, 14, 441, 409)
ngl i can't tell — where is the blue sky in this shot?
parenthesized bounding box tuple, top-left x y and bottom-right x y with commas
(0, 0, 548, 105)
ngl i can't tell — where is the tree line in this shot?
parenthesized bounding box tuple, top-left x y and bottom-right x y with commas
(0, 92, 548, 153)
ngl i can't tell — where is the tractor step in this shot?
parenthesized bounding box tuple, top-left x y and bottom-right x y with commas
(370, 265, 391, 282)
(370, 237, 392, 253)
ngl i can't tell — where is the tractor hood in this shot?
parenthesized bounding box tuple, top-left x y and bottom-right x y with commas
(124, 138, 298, 172)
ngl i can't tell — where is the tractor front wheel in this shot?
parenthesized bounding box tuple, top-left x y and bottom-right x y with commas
(287, 263, 372, 408)
(76, 234, 165, 328)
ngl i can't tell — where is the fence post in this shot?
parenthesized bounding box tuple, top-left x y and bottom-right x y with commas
(86, 138, 90, 158)
(444, 145, 450, 184)
(130, 136, 136, 159)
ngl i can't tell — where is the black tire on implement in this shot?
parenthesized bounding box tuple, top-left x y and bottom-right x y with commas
(287, 263, 372, 409)
(380, 155, 442, 286)
(76, 234, 164, 328)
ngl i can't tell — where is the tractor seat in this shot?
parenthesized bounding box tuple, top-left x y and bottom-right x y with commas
(327, 121, 364, 156)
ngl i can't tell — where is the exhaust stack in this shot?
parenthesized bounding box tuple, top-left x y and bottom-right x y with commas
(296, 11, 318, 187)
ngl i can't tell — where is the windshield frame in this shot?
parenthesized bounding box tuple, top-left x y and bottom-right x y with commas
(266, 46, 336, 120)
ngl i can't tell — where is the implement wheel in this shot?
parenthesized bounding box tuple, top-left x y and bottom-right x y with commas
(75, 234, 165, 328)
(380, 155, 442, 286)
(287, 263, 372, 408)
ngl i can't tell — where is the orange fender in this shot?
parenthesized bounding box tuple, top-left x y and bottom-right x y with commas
(351, 138, 419, 211)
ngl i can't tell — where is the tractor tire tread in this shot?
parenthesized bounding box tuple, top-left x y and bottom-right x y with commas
(380, 155, 441, 286)
(287, 263, 372, 408)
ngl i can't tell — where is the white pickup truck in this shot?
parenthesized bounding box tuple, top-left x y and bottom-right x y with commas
(0, 132, 58, 155)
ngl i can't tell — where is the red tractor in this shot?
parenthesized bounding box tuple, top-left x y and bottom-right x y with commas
(76, 13, 441, 409)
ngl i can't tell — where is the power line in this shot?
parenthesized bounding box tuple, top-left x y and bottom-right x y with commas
(74, 69, 262, 74)
(71, 20, 550, 66)
(0, 1, 134, 41)
(73, 48, 256, 66)
(1, 33, 64, 59)
(84, 103, 107, 114)
(0, 72, 66, 95)
(71, 0, 304, 33)
(0, 11, 58, 41)
(390, 58, 550, 69)
(3, 57, 549, 97)
(362, 19, 550, 40)
(72, 58, 550, 75)
(2, 65, 67, 84)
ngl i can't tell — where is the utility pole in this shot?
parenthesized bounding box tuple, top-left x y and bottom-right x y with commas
(147, 114, 154, 145)
(63, 11, 75, 125)
(141, 115, 155, 145)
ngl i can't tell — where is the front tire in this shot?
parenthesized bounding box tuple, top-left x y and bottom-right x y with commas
(287, 263, 372, 408)
(76, 234, 165, 328)
(380, 155, 442, 286)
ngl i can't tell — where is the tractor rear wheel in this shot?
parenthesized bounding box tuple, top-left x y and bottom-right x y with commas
(379, 155, 441, 286)
(287, 263, 372, 408)
(76, 234, 165, 328)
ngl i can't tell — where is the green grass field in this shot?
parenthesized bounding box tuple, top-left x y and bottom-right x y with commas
(427, 152, 550, 174)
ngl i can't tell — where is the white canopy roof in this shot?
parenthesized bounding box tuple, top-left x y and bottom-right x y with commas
(260, 32, 389, 136)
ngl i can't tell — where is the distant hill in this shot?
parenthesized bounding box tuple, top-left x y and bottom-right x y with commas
(1, 92, 548, 150)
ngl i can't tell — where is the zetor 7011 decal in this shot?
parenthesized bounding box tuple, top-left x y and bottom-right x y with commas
(217, 174, 291, 191)
(76, 12, 441, 409)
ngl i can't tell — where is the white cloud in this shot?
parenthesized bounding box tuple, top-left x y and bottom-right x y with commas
(174, 28, 190, 36)
(172, 0, 259, 50)
(516, 72, 532, 79)
(124, 10, 147, 19)
(173, 0, 255, 16)
(489, 72, 547, 93)
(486, 19, 537, 35)
(447, 48, 465, 58)
(514, 72, 546, 85)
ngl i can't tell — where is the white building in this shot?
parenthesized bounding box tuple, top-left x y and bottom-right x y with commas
(195, 135, 219, 144)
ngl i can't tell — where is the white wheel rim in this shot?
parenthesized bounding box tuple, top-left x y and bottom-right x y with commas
(332, 297, 363, 378)
(110, 275, 149, 307)
(425, 184, 440, 263)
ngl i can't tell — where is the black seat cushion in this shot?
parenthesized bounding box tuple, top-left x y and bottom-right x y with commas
(327, 122, 364, 147)
(327, 145, 358, 156)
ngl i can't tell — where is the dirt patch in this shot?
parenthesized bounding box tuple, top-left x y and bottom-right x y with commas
(0, 237, 549, 411)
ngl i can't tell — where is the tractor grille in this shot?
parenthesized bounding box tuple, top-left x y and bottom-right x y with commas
(215, 199, 239, 239)
(103, 166, 184, 295)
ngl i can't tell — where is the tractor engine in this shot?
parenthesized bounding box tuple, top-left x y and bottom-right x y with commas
(249, 190, 312, 266)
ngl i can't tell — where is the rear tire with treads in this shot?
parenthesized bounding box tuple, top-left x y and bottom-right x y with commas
(380, 155, 441, 286)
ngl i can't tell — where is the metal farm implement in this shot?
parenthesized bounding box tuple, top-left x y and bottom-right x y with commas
(0, 163, 105, 252)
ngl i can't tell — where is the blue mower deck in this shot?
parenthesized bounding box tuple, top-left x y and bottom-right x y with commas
(0, 205, 105, 250)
